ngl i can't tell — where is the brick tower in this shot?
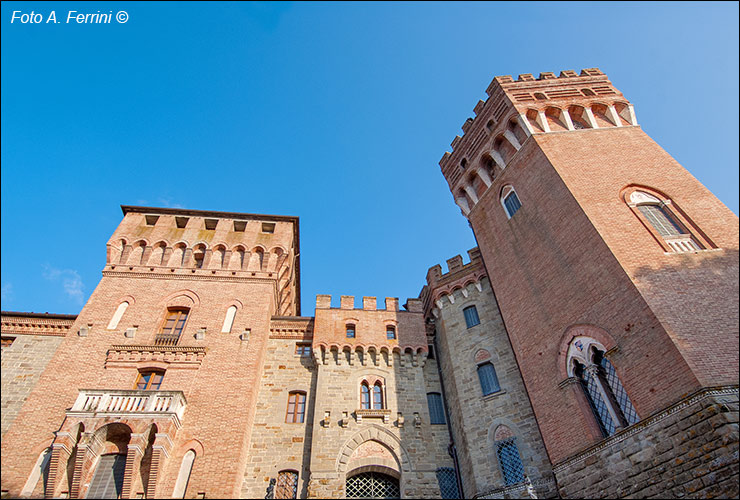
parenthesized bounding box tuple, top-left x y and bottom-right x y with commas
(438, 69, 739, 497)
(0, 206, 300, 498)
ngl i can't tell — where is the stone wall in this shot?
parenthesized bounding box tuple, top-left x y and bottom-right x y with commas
(241, 334, 317, 498)
(554, 386, 739, 499)
(307, 303, 454, 498)
(423, 263, 556, 499)
(1, 312, 74, 438)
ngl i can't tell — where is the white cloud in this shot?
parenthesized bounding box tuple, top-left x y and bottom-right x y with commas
(1, 282, 12, 302)
(42, 265, 85, 304)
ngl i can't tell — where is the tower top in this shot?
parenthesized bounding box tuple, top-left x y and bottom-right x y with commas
(440, 69, 637, 216)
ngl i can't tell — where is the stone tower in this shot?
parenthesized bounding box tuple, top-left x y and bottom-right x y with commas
(438, 68, 739, 497)
(0, 206, 300, 498)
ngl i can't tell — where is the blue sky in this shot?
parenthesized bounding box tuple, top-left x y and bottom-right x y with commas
(1, 1, 738, 315)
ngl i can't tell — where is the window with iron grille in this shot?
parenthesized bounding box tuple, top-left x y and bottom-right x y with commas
(285, 392, 306, 423)
(275, 470, 298, 499)
(463, 306, 480, 328)
(477, 362, 500, 395)
(346, 472, 400, 499)
(496, 438, 525, 485)
(598, 354, 639, 426)
(427, 393, 446, 424)
(436, 467, 460, 499)
(574, 360, 615, 437)
(155, 308, 189, 346)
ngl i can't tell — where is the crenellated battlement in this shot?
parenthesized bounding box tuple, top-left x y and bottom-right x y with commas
(420, 248, 488, 316)
(315, 295, 413, 312)
(439, 68, 638, 219)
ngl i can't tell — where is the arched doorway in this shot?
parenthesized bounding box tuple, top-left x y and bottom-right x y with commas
(346, 471, 400, 499)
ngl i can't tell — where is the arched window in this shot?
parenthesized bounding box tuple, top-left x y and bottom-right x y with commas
(346, 323, 356, 338)
(20, 448, 51, 497)
(477, 362, 501, 395)
(373, 382, 384, 409)
(360, 382, 371, 409)
(427, 392, 446, 424)
(568, 337, 639, 437)
(172, 450, 195, 498)
(221, 305, 237, 333)
(276, 470, 299, 499)
(346, 471, 399, 499)
(495, 432, 525, 485)
(286, 391, 306, 423)
(628, 190, 703, 253)
(386, 325, 396, 340)
(155, 308, 189, 346)
(500, 186, 522, 219)
(107, 301, 129, 330)
(135, 369, 164, 390)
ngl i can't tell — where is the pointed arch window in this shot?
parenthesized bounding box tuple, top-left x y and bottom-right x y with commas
(360, 382, 371, 409)
(373, 382, 384, 409)
(628, 190, 705, 253)
(568, 337, 639, 437)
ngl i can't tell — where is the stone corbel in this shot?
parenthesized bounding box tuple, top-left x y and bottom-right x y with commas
(561, 109, 575, 131)
(583, 108, 599, 129)
(536, 111, 551, 133)
(503, 129, 522, 150)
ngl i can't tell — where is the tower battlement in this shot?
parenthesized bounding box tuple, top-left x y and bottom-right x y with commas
(420, 248, 487, 317)
(440, 68, 638, 218)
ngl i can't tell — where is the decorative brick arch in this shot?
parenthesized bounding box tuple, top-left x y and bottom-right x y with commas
(336, 425, 412, 474)
(557, 324, 617, 379)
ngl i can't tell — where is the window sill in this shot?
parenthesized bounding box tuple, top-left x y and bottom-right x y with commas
(481, 390, 506, 402)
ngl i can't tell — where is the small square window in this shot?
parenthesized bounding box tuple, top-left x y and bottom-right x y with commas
(295, 344, 312, 356)
(234, 220, 247, 232)
(175, 217, 189, 229)
(261, 222, 275, 234)
(204, 219, 218, 230)
(145, 215, 159, 226)
(346, 324, 356, 338)
(1, 337, 15, 349)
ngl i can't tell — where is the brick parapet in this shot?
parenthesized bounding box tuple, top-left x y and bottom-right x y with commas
(313, 296, 428, 355)
(1, 311, 77, 337)
(420, 248, 487, 316)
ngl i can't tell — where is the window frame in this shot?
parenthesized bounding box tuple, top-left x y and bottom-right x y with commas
(158, 307, 189, 342)
(285, 391, 307, 424)
(346, 323, 356, 339)
(500, 186, 522, 219)
(275, 470, 299, 499)
(294, 344, 312, 356)
(427, 392, 446, 425)
(477, 362, 501, 396)
(372, 382, 384, 409)
(386, 325, 396, 340)
(463, 305, 480, 328)
(135, 370, 165, 391)
(360, 382, 371, 410)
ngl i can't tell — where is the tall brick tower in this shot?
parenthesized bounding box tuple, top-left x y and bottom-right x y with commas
(439, 69, 739, 497)
(0, 206, 300, 499)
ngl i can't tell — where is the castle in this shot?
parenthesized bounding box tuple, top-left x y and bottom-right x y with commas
(1, 69, 738, 499)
